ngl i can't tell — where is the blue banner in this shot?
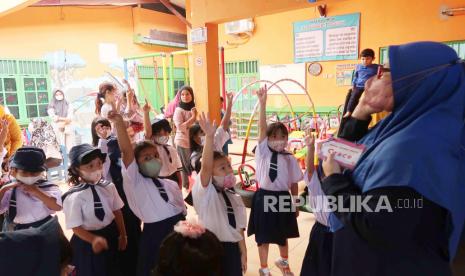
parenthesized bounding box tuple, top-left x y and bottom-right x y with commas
(293, 13, 360, 63)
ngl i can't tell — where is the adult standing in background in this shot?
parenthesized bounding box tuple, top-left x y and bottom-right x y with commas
(173, 86, 197, 189)
(48, 89, 74, 150)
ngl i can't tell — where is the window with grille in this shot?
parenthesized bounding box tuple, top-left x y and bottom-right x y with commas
(0, 59, 51, 124)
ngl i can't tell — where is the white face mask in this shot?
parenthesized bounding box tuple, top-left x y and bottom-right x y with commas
(268, 140, 287, 152)
(81, 170, 103, 184)
(213, 173, 236, 189)
(55, 95, 64, 101)
(155, 136, 169, 145)
(200, 136, 206, 146)
(17, 174, 43, 185)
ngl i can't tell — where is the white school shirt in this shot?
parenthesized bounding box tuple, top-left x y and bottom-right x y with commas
(305, 171, 329, 226)
(255, 138, 304, 191)
(0, 181, 62, 225)
(121, 160, 186, 223)
(62, 182, 124, 230)
(214, 127, 231, 152)
(192, 174, 247, 242)
(154, 143, 182, 178)
(100, 103, 113, 119)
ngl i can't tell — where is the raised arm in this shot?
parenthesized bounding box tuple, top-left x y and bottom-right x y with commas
(304, 131, 315, 179)
(220, 92, 234, 130)
(108, 107, 134, 168)
(198, 112, 217, 187)
(143, 100, 152, 139)
(257, 86, 268, 142)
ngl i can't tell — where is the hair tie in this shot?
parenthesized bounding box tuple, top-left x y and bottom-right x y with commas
(173, 217, 206, 239)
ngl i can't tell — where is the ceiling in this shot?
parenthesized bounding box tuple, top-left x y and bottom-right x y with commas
(33, 0, 185, 8)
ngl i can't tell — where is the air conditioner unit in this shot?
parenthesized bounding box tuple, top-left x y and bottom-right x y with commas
(225, 19, 255, 35)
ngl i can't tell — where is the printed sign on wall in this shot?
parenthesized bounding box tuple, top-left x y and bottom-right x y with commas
(336, 64, 357, 86)
(293, 13, 360, 63)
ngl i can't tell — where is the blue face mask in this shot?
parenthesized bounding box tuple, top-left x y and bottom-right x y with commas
(139, 158, 162, 178)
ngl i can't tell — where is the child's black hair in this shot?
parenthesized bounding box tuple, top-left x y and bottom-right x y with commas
(153, 229, 223, 276)
(91, 117, 111, 146)
(266, 122, 289, 137)
(189, 123, 203, 153)
(151, 119, 172, 137)
(360, 48, 375, 58)
(134, 140, 157, 162)
(192, 151, 227, 174)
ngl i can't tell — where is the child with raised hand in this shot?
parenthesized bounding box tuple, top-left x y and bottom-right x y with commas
(92, 116, 142, 276)
(299, 132, 333, 276)
(247, 86, 303, 276)
(153, 219, 223, 276)
(62, 143, 127, 276)
(189, 92, 234, 174)
(108, 109, 186, 276)
(95, 82, 117, 118)
(0, 145, 62, 231)
(143, 101, 183, 189)
(192, 112, 247, 276)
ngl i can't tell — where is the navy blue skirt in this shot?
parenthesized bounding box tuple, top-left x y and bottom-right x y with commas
(137, 213, 185, 276)
(300, 222, 333, 276)
(70, 220, 122, 276)
(15, 215, 52, 230)
(247, 189, 299, 246)
(221, 242, 242, 276)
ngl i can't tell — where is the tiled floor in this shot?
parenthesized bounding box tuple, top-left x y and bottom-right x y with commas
(56, 138, 316, 275)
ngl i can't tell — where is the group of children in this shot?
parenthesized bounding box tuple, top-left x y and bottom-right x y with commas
(0, 72, 344, 276)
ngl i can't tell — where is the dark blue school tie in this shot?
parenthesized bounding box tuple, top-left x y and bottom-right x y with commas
(269, 151, 278, 182)
(89, 185, 105, 221)
(162, 145, 172, 163)
(8, 187, 17, 221)
(221, 190, 236, 228)
(152, 178, 169, 202)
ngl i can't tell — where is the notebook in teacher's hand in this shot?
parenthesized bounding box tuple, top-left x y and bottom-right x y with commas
(317, 138, 366, 169)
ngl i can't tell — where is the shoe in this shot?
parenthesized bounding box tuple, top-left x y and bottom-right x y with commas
(259, 268, 272, 276)
(274, 258, 294, 276)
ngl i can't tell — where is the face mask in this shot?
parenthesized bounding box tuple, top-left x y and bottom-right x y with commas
(155, 136, 169, 145)
(17, 174, 43, 185)
(268, 140, 287, 152)
(200, 136, 206, 146)
(55, 95, 64, 101)
(213, 173, 236, 189)
(139, 158, 162, 178)
(81, 170, 102, 184)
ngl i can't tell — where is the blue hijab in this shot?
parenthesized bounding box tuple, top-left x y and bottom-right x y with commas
(331, 41, 465, 257)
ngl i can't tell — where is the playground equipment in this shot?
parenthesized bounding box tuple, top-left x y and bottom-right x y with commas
(232, 78, 318, 210)
(123, 50, 191, 110)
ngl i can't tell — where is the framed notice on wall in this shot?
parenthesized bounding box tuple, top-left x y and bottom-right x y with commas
(293, 13, 360, 63)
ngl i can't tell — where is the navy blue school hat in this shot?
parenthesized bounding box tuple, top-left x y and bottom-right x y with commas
(9, 146, 47, 172)
(69, 144, 106, 167)
(151, 118, 172, 134)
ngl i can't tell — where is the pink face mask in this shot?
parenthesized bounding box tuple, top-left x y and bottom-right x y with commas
(268, 140, 287, 152)
(213, 173, 236, 189)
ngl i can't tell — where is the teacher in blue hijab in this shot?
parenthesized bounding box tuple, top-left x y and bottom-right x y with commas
(321, 41, 465, 276)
